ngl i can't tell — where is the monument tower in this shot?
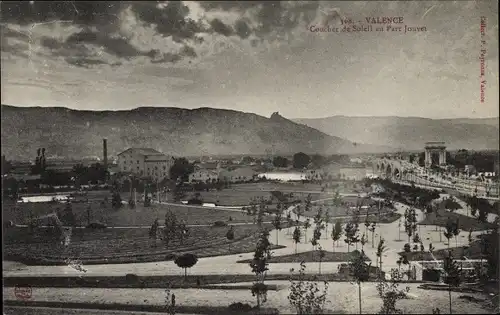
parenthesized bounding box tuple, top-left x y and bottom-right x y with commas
(424, 142, 446, 168)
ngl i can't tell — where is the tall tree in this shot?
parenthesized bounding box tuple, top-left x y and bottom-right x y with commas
(344, 221, 359, 253)
(349, 249, 371, 314)
(169, 157, 194, 182)
(163, 211, 178, 247)
(149, 218, 159, 246)
(288, 261, 329, 314)
(376, 268, 410, 314)
(442, 251, 462, 315)
(323, 211, 331, 238)
(286, 212, 293, 235)
(272, 210, 283, 246)
(369, 223, 376, 248)
(452, 219, 461, 248)
(360, 233, 368, 251)
(318, 245, 326, 275)
(331, 221, 343, 251)
(310, 220, 323, 251)
(174, 253, 198, 280)
(272, 156, 289, 168)
(63, 200, 76, 227)
(310, 154, 325, 168)
(293, 152, 311, 169)
(303, 218, 311, 243)
(376, 238, 387, 279)
(293, 226, 302, 254)
(111, 190, 122, 209)
(226, 226, 235, 252)
(443, 219, 455, 250)
(249, 229, 272, 309)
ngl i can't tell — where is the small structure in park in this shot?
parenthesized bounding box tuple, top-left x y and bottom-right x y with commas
(424, 142, 447, 168)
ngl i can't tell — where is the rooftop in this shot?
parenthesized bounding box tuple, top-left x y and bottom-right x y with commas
(118, 148, 165, 156)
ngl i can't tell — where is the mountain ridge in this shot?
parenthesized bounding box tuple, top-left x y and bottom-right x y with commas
(294, 116, 499, 151)
(0, 105, 394, 160)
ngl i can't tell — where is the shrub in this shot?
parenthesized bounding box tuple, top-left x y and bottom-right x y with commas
(213, 221, 228, 227)
(86, 222, 107, 229)
(125, 273, 140, 283)
(228, 302, 252, 312)
(187, 198, 203, 205)
(174, 253, 198, 279)
(165, 254, 176, 261)
(288, 261, 329, 314)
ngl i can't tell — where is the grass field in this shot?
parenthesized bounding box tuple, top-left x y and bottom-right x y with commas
(298, 196, 394, 219)
(398, 239, 487, 261)
(3, 200, 273, 227)
(418, 209, 495, 231)
(105, 204, 268, 226)
(231, 182, 326, 192)
(183, 189, 327, 206)
(3, 223, 284, 265)
(4, 180, 348, 226)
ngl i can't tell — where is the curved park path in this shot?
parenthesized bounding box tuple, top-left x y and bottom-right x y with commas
(3, 193, 485, 279)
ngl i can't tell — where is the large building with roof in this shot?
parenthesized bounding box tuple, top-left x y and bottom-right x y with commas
(117, 148, 174, 181)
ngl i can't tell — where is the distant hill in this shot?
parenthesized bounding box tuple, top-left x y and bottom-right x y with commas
(0, 106, 393, 160)
(294, 116, 499, 151)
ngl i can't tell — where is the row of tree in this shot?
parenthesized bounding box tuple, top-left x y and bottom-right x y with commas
(269, 153, 353, 169)
(148, 211, 190, 247)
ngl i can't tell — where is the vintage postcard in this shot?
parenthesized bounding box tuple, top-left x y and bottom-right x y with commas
(1, 1, 498, 314)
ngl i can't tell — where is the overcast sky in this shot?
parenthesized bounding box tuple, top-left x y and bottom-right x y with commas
(1, 1, 498, 119)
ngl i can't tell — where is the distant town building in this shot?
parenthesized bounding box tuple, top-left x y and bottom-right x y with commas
(9, 161, 33, 175)
(189, 169, 219, 183)
(339, 166, 366, 181)
(196, 162, 220, 170)
(117, 148, 174, 181)
(218, 167, 257, 183)
(349, 157, 363, 164)
(45, 163, 76, 172)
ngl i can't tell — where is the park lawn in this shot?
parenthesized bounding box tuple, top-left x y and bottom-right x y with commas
(231, 181, 326, 192)
(2, 199, 110, 226)
(298, 196, 393, 219)
(366, 211, 402, 224)
(106, 203, 267, 226)
(398, 239, 488, 261)
(237, 250, 370, 264)
(3, 223, 283, 265)
(3, 199, 269, 227)
(183, 189, 326, 206)
(418, 209, 495, 231)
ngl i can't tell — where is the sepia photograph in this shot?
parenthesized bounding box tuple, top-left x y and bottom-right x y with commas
(1, 1, 499, 314)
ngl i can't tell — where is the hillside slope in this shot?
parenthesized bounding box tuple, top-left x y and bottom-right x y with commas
(294, 116, 499, 151)
(1, 106, 392, 160)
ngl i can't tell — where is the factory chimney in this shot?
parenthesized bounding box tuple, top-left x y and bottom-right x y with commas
(103, 138, 108, 169)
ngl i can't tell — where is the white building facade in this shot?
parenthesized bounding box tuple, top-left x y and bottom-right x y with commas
(117, 148, 174, 181)
(189, 170, 219, 183)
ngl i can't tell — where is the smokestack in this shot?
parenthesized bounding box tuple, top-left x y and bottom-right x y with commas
(103, 139, 108, 169)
